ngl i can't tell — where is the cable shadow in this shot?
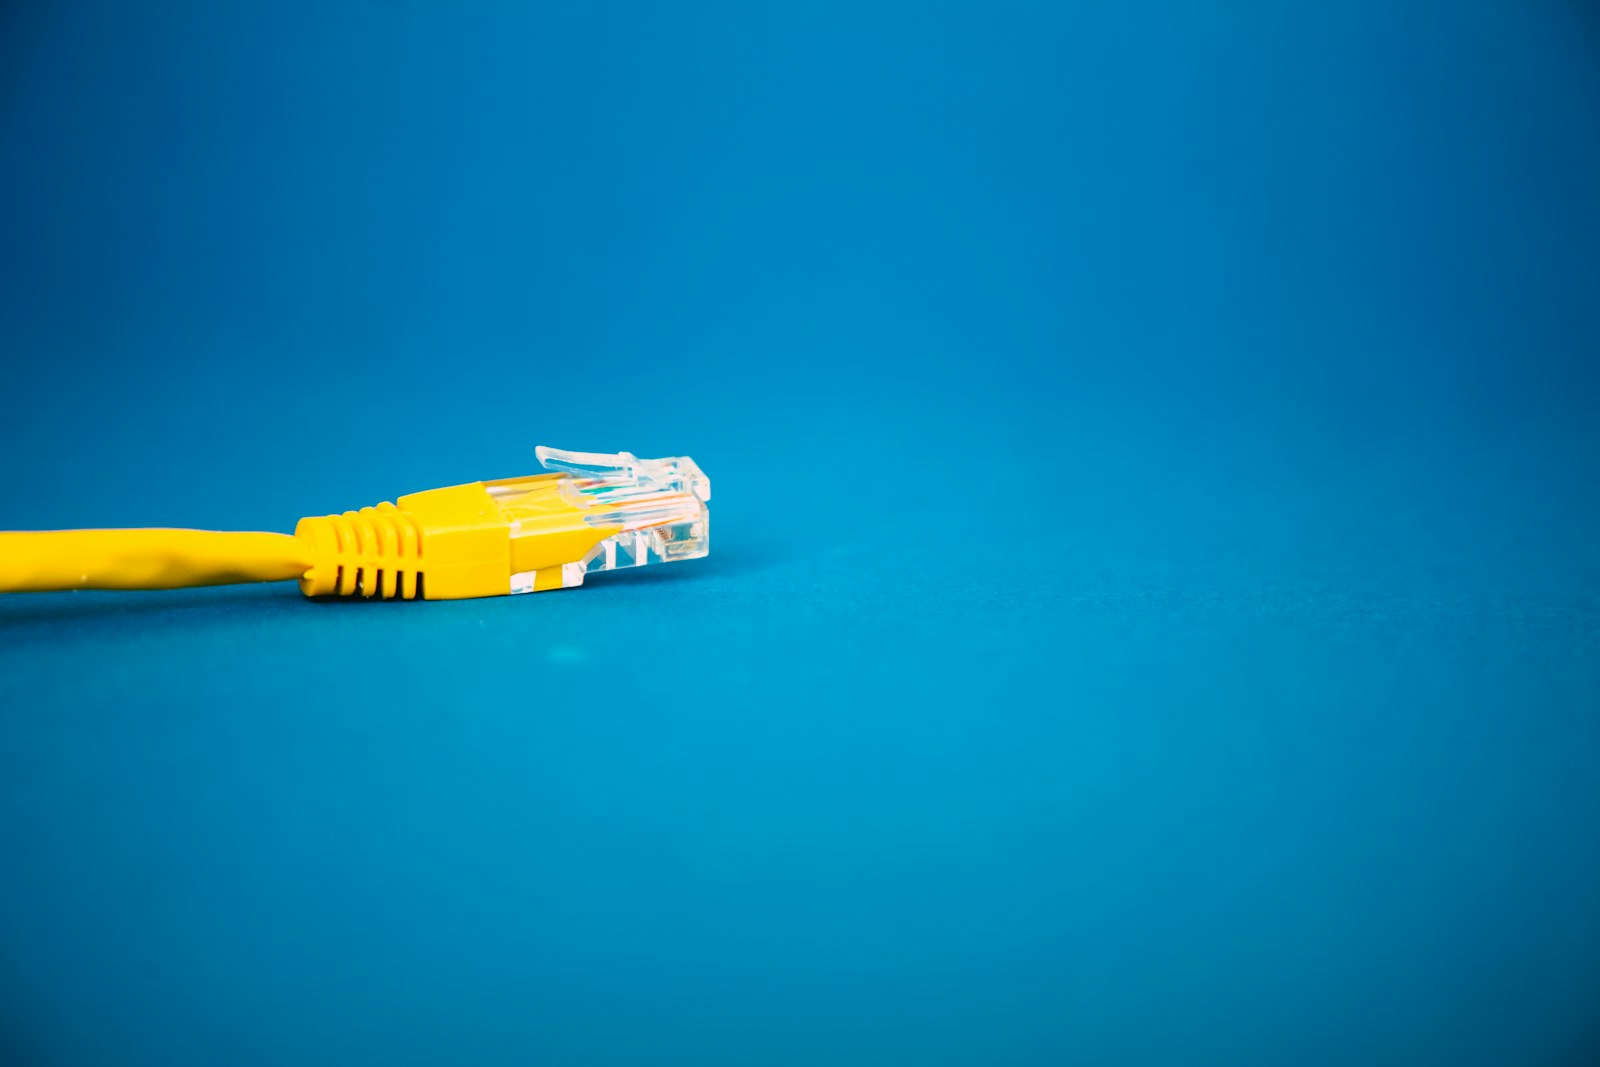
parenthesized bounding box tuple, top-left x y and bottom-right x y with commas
(0, 582, 304, 635)
(579, 544, 776, 588)
(0, 541, 785, 632)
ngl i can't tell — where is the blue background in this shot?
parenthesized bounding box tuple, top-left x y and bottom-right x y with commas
(2, 1, 1598, 1063)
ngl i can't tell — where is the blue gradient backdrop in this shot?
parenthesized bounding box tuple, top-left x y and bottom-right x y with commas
(2, 2, 1598, 1064)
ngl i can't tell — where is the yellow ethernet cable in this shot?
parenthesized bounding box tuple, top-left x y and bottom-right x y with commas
(0, 447, 711, 600)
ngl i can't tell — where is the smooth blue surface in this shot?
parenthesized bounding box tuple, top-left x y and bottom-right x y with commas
(2, 2, 1598, 1063)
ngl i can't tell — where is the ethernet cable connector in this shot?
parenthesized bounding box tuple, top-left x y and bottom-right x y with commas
(497, 446, 712, 594)
(0, 446, 711, 601)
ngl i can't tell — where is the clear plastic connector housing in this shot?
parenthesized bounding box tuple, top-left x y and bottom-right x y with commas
(488, 446, 711, 593)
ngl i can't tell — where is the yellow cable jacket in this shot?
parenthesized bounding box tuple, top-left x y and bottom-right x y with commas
(0, 529, 310, 592)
